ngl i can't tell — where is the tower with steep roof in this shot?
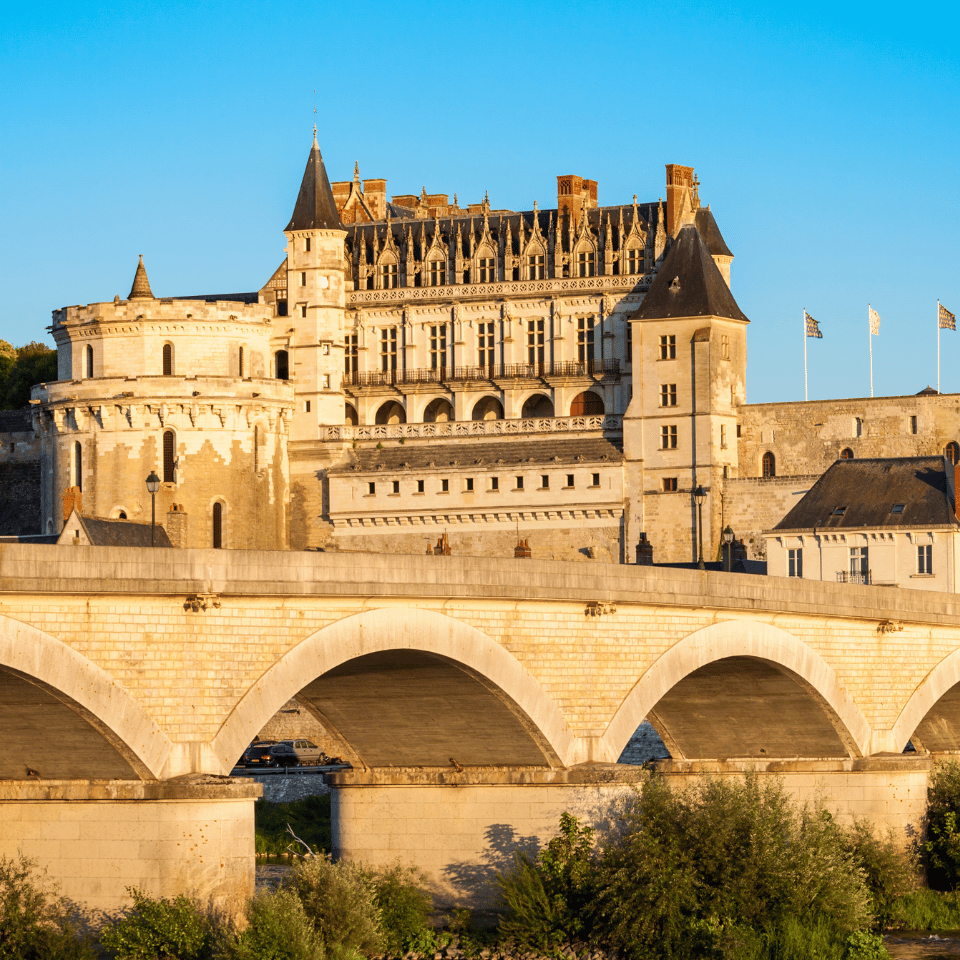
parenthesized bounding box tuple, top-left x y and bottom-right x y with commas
(285, 129, 349, 441)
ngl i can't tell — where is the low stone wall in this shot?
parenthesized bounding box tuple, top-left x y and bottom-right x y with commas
(248, 772, 331, 804)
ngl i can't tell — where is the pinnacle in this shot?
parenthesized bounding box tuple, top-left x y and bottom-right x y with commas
(128, 255, 155, 300)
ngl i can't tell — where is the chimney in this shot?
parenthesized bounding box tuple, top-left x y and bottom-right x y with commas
(166, 503, 188, 548)
(635, 532, 654, 566)
(665, 164, 695, 236)
(514, 538, 532, 559)
(62, 486, 82, 524)
(556, 175, 598, 226)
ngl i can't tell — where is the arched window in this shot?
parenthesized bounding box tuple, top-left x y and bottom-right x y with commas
(522, 394, 554, 418)
(275, 350, 289, 380)
(761, 451, 776, 478)
(212, 502, 223, 549)
(162, 343, 173, 376)
(570, 391, 604, 416)
(840, 448, 854, 460)
(85, 345, 93, 379)
(74, 441, 82, 490)
(946, 442, 960, 465)
(162, 430, 175, 483)
(238, 346, 245, 378)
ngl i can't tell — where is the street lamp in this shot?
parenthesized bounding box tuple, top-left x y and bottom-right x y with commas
(694, 485, 706, 569)
(723, 525, 735, 572)
(146, 471, 161, 547)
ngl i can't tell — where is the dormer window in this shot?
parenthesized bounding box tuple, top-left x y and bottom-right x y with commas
(890, 503, 905, 514)
(832, 506, 847, 516)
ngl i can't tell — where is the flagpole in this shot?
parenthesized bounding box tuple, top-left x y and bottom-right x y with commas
(804, 307, 808, 402)
(938, 299, 942, 395)
(869, 304, 874, 398)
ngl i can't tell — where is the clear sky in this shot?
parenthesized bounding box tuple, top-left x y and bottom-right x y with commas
(1, 1, 957, 404)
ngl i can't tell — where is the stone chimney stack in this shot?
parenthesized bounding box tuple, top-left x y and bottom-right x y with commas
(635, 532, 654, 566)
(62, 486, 81, 524)
(166, 504, 188, 548)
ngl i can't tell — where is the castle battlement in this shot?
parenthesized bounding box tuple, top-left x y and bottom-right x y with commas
(52, 299, 273, 330)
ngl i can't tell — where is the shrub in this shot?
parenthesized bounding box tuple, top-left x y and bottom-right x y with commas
(366, 863, 436, 955)
(290, 856, 384, 957)
(255, 795, 332, 858)
(100, 888, 214, 960)
(215, 889, 324, 960)
(925, 758, 960, 889)
(0, 855, 96, 960)
(841, 820, 917, 929)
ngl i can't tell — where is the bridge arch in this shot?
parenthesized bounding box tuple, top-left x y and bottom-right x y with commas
(212, 607, 575, 773)
(891, 647, 960, 752)
(0, 614, 171, 779)
(601, 620, 872, 762)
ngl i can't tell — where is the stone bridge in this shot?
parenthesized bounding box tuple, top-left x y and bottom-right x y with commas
(2, 545, 960, 913)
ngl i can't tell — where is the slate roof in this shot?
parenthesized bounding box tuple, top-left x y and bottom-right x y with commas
(695, 206, 733, 258)
(78, 515, 173, 547)
(327, 436, 623, 475)
(286, 135, 343, 232)
(633, 224, 749, 323)
(172, 292, 260, 304)
(773, 456, 957, 532)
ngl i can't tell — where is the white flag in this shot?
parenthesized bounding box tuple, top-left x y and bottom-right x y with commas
(869, 306, 880, 335)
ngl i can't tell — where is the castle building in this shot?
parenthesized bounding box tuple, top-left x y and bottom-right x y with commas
(13, 132, 960, 563)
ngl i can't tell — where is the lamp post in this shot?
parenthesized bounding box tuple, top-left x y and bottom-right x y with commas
(723, 525, 734, 572)
(146, 471, 160, 547)
(694, 484, 706, 569)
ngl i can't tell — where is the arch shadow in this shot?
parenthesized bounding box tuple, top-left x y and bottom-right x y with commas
(600, 620, 872, 762)
(212, 608, 575, 772)
(0, 614, 171, 779)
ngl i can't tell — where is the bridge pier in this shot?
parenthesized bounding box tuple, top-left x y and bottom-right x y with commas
(0, 777, 259, 918)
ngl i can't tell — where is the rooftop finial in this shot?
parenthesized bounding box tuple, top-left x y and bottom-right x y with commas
(313, 123, 318, 146)
(353, 160, 360, 181)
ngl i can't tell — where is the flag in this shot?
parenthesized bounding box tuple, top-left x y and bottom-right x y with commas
(869, 306, 880, 335)
(940, 303, 956, 331)
(805, 310, 823, 339)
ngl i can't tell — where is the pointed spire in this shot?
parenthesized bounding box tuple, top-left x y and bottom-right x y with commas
(353, 161, 360, 183)
(286, 131, 343, 232)
(128, 255, 154, 300)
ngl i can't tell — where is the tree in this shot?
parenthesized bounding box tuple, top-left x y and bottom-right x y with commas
(0, 341, 57, 410)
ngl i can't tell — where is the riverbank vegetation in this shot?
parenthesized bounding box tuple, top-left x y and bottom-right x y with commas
(10, 763, 960, 959)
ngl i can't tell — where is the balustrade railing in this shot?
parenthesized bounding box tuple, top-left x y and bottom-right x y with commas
(347, 358, 619, 389)
(836, 571, 872, 585)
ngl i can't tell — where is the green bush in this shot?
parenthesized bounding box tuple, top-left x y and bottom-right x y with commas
(290, 856, 384, 958)
(255, 795, 332, 858)
(366, 863, 437, 955)
(888, 886, 960, 930)
(215, 888, 324, 960)
(497, 811, 597, 952)
(841, 820, 918, 929)
(0, 855, 96, 960)
(925, 758, 960, 889)
(100, 887, 214, 960)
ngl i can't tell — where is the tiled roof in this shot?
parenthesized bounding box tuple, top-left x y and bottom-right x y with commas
(773, 456, 957, 531)
(328, 436, 623, 474)
(79, 516, 173, 548)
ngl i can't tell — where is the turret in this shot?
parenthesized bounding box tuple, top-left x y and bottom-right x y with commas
(285, 128, 349, 441)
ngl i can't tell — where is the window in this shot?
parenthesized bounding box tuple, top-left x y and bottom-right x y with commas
(162, 343, 173, 376)
(662, 477, 678, 492)
(577, 316, 595, 364)
(840, 448, 854, 459)
(947, 442, 960, 464)
(788, 548, 803, 578)
(918, 544, 933, 575)
(73, 441, 82, 491)
(661, 425, 678, 449)
(576, 249, 595, 277)
(465, 478, 474, 492)
(850, 546, 869, 576)
(381, 327, 398, 373)
(527, 319, 545, 367)
(832, 505, 847, 516)
(721, 335, 730, 360)
(566, 474, 574, 487)
(322, 374, 330, 389)
(721, 424, 728, 448)
(305, 400, 311, 413)
(625, 247, 643, 274)
(367, 482, 375, 495)
(891, 503, 905, 514)
(911, 415, 918, 435)
(541, 475, 550, 489)
(592, 473, 600, 486)
(855, 417, 863, 437)
(527, 253, 545, 279)
(300, 272, 307, 286)
(737, 424, 742, 438)
(659, 383, 677, 407)
(238, 347, 245, 378)
(162, 430, 175, 483)
(659, 335, 676, 360)
(478, 257, 496, 282)
(762, 451, 776, 477)
(380, 260, 398, 288)
(276, 350, 290, 380)
(301, 305, 307, 318)
(489, 476, 499, 491)
(277, 298, 288, 317)
(416, 479, 424, 493)
(212, 502, 223, 549)
(392, 480, 400, 494)
(85, 345, 93, 378)
(428, 258, 445, 286)
(478, 322, 495, 368)
(254, 424, 264, 473)
(516, 476, 524, 490)
(441, 478, 449, 493)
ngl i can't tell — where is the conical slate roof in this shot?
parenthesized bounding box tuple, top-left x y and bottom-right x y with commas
(128, 255, 155, 300)
(695, 206, 733, 258)
(285, 131, 343, 232)
(634, 224, 748, 322)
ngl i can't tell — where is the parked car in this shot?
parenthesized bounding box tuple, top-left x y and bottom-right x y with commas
(241, 740, 280, 767)
(268, 739, 326, 767)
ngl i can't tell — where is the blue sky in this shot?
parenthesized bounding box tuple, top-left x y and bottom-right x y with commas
(1, 1, 957, 403)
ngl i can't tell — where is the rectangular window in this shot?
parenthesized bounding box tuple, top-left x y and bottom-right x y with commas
(659, 335, 676, 360)
(516, 476, 524, 490)
(576, 250, 595, 277)
(721, 334, 730, 360)
(305, 400, 311, 412)
(301, 305, 307, 318)
(592, 473, 600, 486)
(527, 254, 545, 279)
(625, 248, 643, 274)
(541, 475, 549, 488)
(417, 479, 424, 494)
(392, 480, 400, 494)
(577, 316, 595, 364)
(661, 424, 678, 449)
(788, 548, 803, 578)
(721, 424, 728, 448)
(478, 257, 496, 282)
(849, 546, 869, 576)
(465, 478, 474, 492)
(911, 415, 918, 435)
(380, 327, 398, 373)
(367, 482, 375, 495)
(566, 474, 574, 487)
(305, 238, 311, 252)
(478, 321, 495, 368)
(527, 319, 545, 367)
(662, 477, 678, 492)
(429, 324, 447, 371)
(737, 424, 742, 438)
(300, 272, 307, 286)
(490, 476, 499, 491)
(428, 258, 445, 286)
(380, 261, 398, 289)
(345, 334, 358, 376)
(441, 478, 449, 493)
(659, 383, 677, 407)
(918, 544, 933, 575)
